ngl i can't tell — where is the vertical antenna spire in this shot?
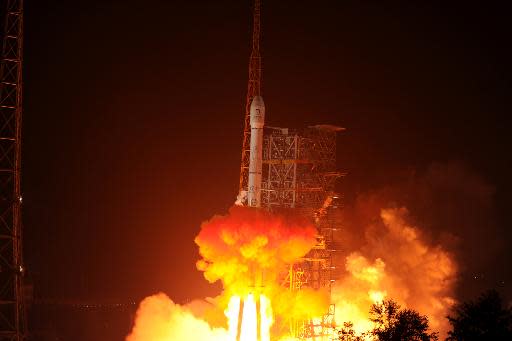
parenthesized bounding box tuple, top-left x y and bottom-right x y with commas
(249, 0, 261, 97)
(238, 0, 262, 202)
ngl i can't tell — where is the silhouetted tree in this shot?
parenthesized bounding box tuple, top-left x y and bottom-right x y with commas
(447, 289, 512, 340)
(337, 321, 366, 341)
(370, 300, 438, 341)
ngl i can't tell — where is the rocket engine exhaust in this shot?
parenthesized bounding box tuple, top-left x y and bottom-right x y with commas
(248, 96, 265, 207)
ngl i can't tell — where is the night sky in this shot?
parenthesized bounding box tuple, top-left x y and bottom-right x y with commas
(20, 0, 511, 309)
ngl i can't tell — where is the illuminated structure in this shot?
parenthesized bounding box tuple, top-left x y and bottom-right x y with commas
(237, 0, 345, 339)
(261, 125, 344, 212)
(0, 0, 27, 340)
(270, 126, 345, 339)
(238, 0, 261, 204)
(248, 96, 265, 208)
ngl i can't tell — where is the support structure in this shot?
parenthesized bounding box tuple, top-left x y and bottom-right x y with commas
(261, 125, 344, 213)
(237, 2, 346, 339)
(238, 0, 262, 202)
(0, 1, 26, 340)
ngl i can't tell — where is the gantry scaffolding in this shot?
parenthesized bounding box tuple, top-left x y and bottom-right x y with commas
(0, 1, 26, 340)
(261, 125, 343, 213)
(238, 1, 345, 339)
(263, 125, 345, 339)
(238, 0, 261, 196)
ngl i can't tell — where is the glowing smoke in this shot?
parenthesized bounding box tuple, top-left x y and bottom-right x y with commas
(127, 206, 329, 340)
(332, 207, 457, 337)
(126, 163, 481, 340)
(195, 206, 317, 293)
(126, 293, 229, 341)
(195, 206, 331, 329)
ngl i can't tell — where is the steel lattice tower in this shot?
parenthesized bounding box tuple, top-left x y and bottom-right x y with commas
(0, 0, 26, 340)
(236, 1, 344, 338)
(238, 0, 261, 200)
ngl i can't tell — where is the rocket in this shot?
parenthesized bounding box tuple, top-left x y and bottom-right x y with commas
(248, 96, 265, 207)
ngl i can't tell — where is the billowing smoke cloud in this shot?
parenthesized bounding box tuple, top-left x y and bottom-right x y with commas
(332, 208, 457, 336)
(332, 162, 498, 337)
(126, 293, 229, 341)
(354, 162, 498, 296)
(127, 206, 330, 340)
(127, 162, 491, 339)
(196, 206, 314, 290)
(195, 206, 330, 322)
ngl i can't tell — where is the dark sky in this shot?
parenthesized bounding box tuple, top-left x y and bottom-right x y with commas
(20, 0, 511, 305)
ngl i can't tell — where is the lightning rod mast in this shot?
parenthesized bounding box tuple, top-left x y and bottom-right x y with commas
(238, 0, 262, 203)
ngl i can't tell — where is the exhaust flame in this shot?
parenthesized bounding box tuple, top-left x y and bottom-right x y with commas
(127, 207, 326, 340)
(195, 206, 317, 293)
(195, 207, 326, 339)
(225, 294, 273, 341)
(126, 205, 458, 340)
(226, 296, 241, 339)
(240, 295, 258, 341)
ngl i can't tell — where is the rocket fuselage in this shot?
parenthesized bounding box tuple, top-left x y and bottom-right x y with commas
(248, 96, 265, 207)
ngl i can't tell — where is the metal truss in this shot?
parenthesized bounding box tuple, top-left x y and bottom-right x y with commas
(299, 304, 337, 339)
(284, 211, 343, 340)
(266, 125, 345, 339)
(0, 0, 26, 340)
(261, 125, 344, 211)
(238, 0, 262, 199)
(282, 205, 344, 293)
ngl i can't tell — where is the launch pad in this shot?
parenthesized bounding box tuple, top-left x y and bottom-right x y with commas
(235, 1, 346, 339)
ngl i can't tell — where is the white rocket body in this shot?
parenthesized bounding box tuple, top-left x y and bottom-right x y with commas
(248, 96, 265, 207)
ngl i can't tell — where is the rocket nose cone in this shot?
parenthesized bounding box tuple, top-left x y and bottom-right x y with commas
(250, 96, 265, 111)
(250, 96, 265, 128)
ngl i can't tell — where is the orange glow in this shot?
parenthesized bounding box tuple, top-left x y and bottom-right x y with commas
(240, 294, 257, 341)
(332, 208, 457, 337)
(260, 295, 272, 341)
(226, 296, 241, 340)
(225, 294, 273, 341)
(126, 207, 329, 340)
(126, 206, 458, 340)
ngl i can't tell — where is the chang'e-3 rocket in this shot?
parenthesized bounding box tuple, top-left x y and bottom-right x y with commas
(247, 96, 265, 207)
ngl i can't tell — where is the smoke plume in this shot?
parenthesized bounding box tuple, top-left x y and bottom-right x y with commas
(127, 206, 330, 340)
(126, 163, 493, 339)
(332, 207, 457, 336)
(126, 293, 229, 341)
(332, 162, 498, 337)
(195, 206, 330, 323)
(195, 206, 317, 292)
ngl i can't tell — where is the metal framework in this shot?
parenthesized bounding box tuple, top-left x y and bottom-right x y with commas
(267, 125, 345, 339)
(280, 195, 344, 339)
(0, 0, 26, 340)
(299, 304, 337, 339)
(238, 0, 261, 199)
(237, 2, 346, 339)
(261, 125, 343, 212)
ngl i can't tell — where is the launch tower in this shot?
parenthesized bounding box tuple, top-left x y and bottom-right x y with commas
(238, 0, 262, 202)
(238, 1, 345, 339)
(0, 0, 27, 340)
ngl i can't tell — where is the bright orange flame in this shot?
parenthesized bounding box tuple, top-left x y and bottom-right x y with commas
(260, 295, 272, 341)
(225, 294, 273, 341)
(226, 296, 241, 340)
(127, 206, 457, 340)
(240, 294, 257, 341)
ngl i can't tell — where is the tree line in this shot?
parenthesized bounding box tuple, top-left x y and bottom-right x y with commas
(336, 290, 512, 341)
